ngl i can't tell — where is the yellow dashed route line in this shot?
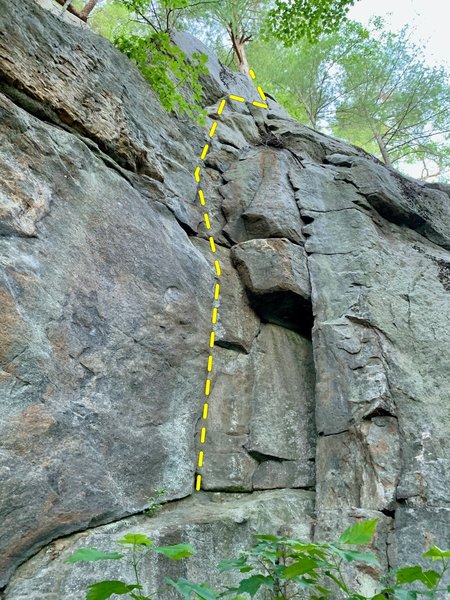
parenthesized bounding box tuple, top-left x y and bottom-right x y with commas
(193, 68, 268, 492)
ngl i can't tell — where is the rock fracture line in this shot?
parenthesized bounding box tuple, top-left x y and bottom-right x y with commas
(193, 69, 268, 491)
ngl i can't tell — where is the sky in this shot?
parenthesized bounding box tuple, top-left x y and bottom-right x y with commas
(347, 0, 450, 179)
(348, 0, 450, 68)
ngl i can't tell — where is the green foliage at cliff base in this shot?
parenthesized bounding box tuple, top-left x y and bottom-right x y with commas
(67, 519, 450, 599)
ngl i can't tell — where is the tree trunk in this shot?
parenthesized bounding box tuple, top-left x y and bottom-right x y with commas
(234, 37, 250, 77)
(228, 28, 251, 78)
(54, 0, 82, 20)
(79, 0, 98, 20)
(375, 132, 393, 168)
(55, 0, 97, 21)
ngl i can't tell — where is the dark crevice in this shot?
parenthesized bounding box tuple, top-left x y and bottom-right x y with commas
(173, 216, 198, 236)
(301, 214, 315, 225)
(256, 123, 305, 168)
(215, 339, 248, 354)
(381, 508, 396, 519)
(1, 80, 68, 131)
(363, 407, 397, 420)
(318, 429, 350, 437)
(247, 291, 313, 339)
(247, 450, 285, 463)
(301, 206, 360, 214)
(305, 249, 355, 257)
(292, 485, 315, 491)
(221, 228, 237, 247)
(257, 129, 286, 149)
(366, 193, 427, 230)
(287, 148, 306, 168)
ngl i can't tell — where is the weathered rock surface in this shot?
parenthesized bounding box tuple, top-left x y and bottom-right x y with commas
(3, 490, 315, 600)
(0, 91, 212, 585)
(231, 238, 312, 334)
(0, 0, 449, 594)
(220, 147, 305, 244)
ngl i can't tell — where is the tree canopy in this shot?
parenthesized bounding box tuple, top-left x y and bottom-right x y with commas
(84, 0, 450, 180)
(185, 0, 356, 74)
(247, 18, 450, 179)
(334, 22, 450, 175)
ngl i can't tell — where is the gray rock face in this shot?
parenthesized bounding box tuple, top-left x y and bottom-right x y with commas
(221, 147, 305, 244)
(3, 490, 315, 600)
(1, 0, 449, 594)
(0, 91, 212, 584)
(231, 238, 312, 334)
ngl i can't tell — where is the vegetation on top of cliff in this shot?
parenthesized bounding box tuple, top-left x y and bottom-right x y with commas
(67, 519, 450, 599)
(85, 0, 450, 181)
(86, 0, 356, 123)
(247, 17, 450, 178)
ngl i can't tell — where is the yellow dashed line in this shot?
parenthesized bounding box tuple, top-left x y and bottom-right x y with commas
(193, 69, 267, 491)
(201, 143, 209, 160)
(229, 94, 245, 102)
(209, 121, 217, 137)
(252, 100, 268, 108)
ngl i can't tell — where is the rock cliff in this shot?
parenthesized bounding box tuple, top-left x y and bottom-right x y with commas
(0, 0, 449, 596)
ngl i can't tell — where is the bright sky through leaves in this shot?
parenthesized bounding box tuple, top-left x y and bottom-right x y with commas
(348, 0, 450, 68)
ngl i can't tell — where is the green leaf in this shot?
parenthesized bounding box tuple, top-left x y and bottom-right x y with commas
(330, 546, 379, 565)
(86, 580, 141, 600)
(233, 574, 274, 598)
(265, 0, 356, 46)
(282, 557, 320, 579)
(153, 543, 194, 559)
(314, 585, 332, 595)
(423, 545, 450, 560)
(338, 519, 378, 545)
(166, 578, 218, 600)
(64, 548, 123, 563)
(117, 533, 153, 546)
(324, 570, 349, 592)
(395, 566, 440, 589)
(217, 556, 252, 573)
(255, 534, 279, 542)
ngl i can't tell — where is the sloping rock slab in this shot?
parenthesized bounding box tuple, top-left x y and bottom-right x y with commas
(3, 490, 315, 600)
